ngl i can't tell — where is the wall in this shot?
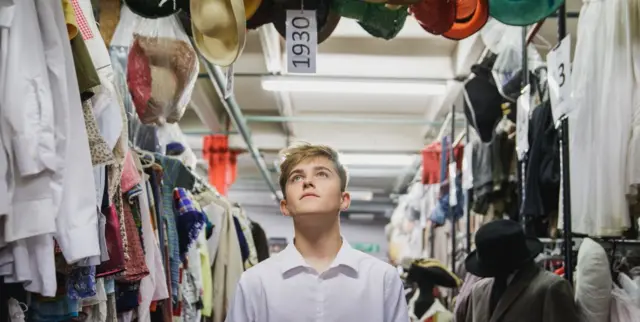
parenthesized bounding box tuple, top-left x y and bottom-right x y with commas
(246, 208, 390, 260)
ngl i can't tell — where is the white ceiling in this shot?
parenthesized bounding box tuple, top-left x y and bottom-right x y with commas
(178, 5, 583, 214)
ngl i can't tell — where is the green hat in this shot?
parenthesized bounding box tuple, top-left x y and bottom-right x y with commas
(332, 0, 408, 40)
(489, 0, 565, 26)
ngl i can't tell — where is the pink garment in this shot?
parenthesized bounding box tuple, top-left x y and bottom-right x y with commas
(121, 151, 141, 191)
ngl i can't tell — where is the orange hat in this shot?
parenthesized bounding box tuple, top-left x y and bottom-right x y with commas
(442, 0, 488, 40)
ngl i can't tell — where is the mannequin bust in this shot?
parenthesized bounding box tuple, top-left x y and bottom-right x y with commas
(411, 280, 436, 318)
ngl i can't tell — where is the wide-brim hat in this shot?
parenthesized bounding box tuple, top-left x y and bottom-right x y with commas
(465, 219, 543, 278)
(124, 0, 184, 18)
(272, 0, 341, 45)
(191, 0, 247, 66)
(488, 0, 564, 27)
(409, 0, 456, 36)
(404, 258, 462, 288)
(442, 0, 489, 40)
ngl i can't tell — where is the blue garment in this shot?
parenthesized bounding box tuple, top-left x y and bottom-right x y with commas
(430, 136, 465, 225)
(155, 154, 195, 304)
(233, 216, 249, 262)
(67, 266, 97, 300)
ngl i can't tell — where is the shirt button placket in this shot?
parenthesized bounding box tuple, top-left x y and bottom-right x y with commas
(316, 275, 324, 322)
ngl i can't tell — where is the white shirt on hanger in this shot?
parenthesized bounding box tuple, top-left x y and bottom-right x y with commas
(225, 240, 409, 322)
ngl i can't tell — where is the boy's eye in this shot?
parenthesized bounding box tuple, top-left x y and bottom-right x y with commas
(317, 171, 329, 178)
(291, 175, 303, 182)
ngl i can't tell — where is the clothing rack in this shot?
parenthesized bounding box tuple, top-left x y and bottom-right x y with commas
(522, 5, 573, 284)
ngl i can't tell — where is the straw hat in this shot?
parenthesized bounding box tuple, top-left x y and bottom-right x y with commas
(191, 0, 247, 66)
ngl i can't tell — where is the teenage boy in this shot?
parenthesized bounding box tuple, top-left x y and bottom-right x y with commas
(225, 143, 409, 322)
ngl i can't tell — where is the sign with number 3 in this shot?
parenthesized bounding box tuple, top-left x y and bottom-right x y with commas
(546, 35, 572, 124)
(286, 10, 317, 74)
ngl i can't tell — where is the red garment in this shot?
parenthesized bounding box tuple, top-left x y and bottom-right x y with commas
(421, 142, 464, 184)
(96, 204, 125, 277)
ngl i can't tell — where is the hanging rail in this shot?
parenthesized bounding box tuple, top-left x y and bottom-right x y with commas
(197, 55, 281, 202)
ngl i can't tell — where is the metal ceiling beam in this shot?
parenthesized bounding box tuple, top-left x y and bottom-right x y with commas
(243, 115, 464, 125)
(257, 25, 296, 137)
(199, 57, 281, 202)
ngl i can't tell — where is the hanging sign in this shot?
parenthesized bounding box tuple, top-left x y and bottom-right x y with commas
(546, 35, 572, 124)
(224, 64, 235, 99)
(448, 162, 458, 207)
(516, 85, 531, 160)
(286, 10, 317, 74)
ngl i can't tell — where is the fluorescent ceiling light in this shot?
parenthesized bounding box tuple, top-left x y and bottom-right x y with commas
(339, 153, 416, 166)
(348, 191, 374, 201)
(261, 76, 447, 95)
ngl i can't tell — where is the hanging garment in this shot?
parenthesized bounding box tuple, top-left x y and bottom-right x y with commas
(461, 265, 580, 322)
(568, 0, 635, 236)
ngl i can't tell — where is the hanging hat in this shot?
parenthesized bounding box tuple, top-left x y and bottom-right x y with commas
(191, 0, 247, 66)
(404, 259, 462, 288)
(246, 0, 274, 30)
(488, 0, 564, 27)
(244, 0, 263, 19)
(409, 0, 456, 36)
(455, 0, 476, 20)
(272, 0, 341, 45)
(333, 0, 408, 40)
(442, 0, 489, 40)
(123, 0, 184, 18)
(465, 220, 543, 278)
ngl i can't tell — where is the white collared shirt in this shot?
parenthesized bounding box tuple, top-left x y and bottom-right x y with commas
(225, 240, 410, 322)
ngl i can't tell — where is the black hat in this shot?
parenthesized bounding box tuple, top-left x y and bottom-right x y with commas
(465, 220, 543, 278)
(124, 0, 185, 19)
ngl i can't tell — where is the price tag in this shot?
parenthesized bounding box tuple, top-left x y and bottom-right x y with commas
(547, 35, 572, 124)
(224, 64, 234, 99)
(448, 162, 457, 207)
(286, 10, 317, 74)
(516, 85, 531, 160)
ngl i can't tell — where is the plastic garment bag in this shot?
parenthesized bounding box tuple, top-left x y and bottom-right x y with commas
(567, 0, 634, 236)
(611, 285, 640, 322)
(575, 238, 612, 322)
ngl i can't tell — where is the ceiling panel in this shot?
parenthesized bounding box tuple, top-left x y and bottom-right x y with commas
(313, 54, 454, 78)
(233, 77, 280, 111)
(290, 92, 434, 114)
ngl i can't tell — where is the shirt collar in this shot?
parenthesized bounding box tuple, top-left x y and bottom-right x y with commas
(278, 238, 361, 274)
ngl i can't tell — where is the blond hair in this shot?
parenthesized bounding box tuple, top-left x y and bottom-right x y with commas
(278, 142, 348, 198)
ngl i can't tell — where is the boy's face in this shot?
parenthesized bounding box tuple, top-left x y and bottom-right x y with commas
(280, 156, 350, 218)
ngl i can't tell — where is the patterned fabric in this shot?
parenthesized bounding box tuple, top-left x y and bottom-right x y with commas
(83, 100, 115, 166)
(67, 266, 97, 300)
(234, 207, 258, 269)
(119, 197, 149, 282)
(155, 154, 195, 304)
(174, 188, 207, 262)
(70, 0, 94, 39)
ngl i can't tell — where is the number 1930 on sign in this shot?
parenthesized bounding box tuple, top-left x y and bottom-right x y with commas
(286, 10, 317, 74)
